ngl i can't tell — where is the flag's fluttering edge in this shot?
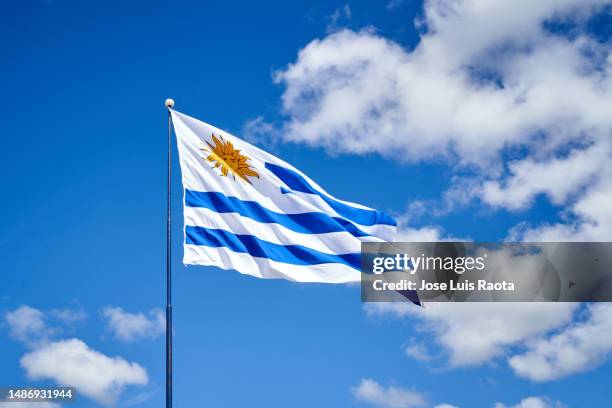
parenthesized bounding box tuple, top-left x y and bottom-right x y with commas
(171, 110, 396, 283)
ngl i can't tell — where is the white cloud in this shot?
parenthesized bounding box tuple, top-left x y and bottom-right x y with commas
(352, 379, 426, 408)
(394, 207, 462, 242)
(395, 221, 465, 242)
(267, 0, 612, 240)
(404, 341, 433, 362)
(368, 302, 612, 382)
(365, 302, 577, 367)
(396, 226, 445, 241)
(50, 306, 87, 324)
(4, 305, 89, 348)
(102, 306, 165, 342)
(275, 2, 611, 164)
(482, 141, 609, 210)
(508, 160, 612, 241)
(327, 4, 352, 33)
(5, 305, 51, 347)
(494, 396, 561, 408)
(509, 303, 612, 381)
(20, 338, 148, 406)
(433, 405, 459, 408)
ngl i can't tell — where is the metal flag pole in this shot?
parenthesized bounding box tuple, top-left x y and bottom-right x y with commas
(164, 98, 175, 408)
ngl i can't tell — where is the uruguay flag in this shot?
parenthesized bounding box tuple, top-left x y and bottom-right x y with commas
(171, 110, 396, 283)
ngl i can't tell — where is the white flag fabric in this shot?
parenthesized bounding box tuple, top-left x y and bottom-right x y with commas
(171, 110, 396, 283)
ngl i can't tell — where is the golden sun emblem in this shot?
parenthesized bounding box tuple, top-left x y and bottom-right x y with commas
(201, 134, 259, 183)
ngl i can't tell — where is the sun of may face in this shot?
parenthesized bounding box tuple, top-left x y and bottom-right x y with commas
(201, 133, 259, 183)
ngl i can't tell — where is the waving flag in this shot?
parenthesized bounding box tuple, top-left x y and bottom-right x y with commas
(171, 110, 396, 283)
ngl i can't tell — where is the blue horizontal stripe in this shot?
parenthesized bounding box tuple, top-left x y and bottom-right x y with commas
(265, 162, 396, 227)
(186, 226, 361, 270)
(185, 190, 370, 238)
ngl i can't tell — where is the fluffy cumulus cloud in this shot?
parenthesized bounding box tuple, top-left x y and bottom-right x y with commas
(368, 302, 612, 381)
(102, 306, 165, 342)
(509, 163, 612, 241)
(5, 305, 51, 347)
(3, 305, 150, 406)
(494, 396, 562, 408)
(269, 0, 612, 239)
(20, 338, 148, 406)
(352, 379, 426, 408)
(366, 302, 577, 367)
(509, 303, 612, 381)
(4, 305, 88, 348)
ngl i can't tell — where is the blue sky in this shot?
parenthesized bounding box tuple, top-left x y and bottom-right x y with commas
(2, 1, 612, 407)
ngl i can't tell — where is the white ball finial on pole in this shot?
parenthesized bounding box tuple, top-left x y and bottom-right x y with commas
(165, 98, 175, 109)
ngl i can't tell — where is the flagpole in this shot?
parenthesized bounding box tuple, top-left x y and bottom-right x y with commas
(164, 98, 175, 408)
